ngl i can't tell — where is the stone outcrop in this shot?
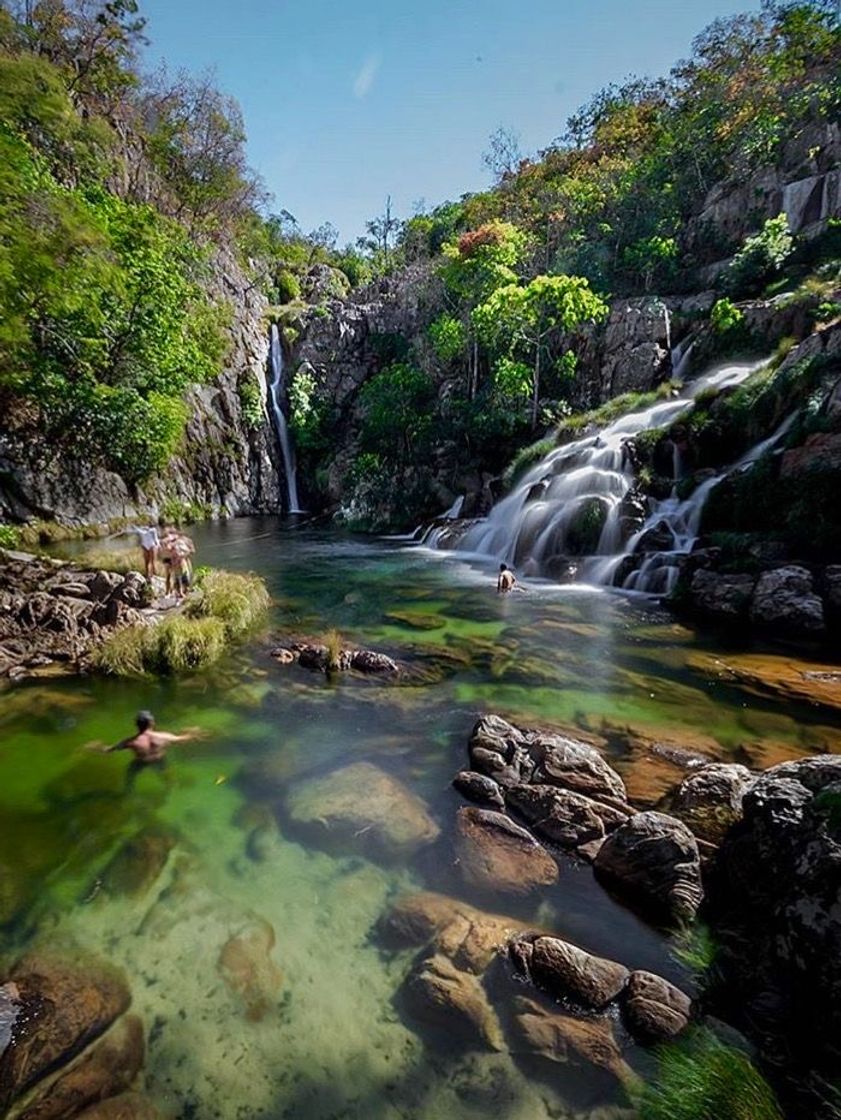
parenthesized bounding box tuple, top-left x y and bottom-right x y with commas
(451, 771, 505, 810)
(0, 551, 156, 681)
(670, 763, 753, 844)
(622, 970, 692, 1044)
(594, 811, 703, 924)
(512, 936, 629, 1009)
(454, 807, 559, 895)
(284, 761, 440, 860)
(749, 566, 826, 637)
(271, 639, 400, 675)
(707, 755, 841, 1119)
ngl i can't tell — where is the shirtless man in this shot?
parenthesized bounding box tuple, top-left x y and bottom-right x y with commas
(497, 563, 516, 593)
(94, 711, 202, 789)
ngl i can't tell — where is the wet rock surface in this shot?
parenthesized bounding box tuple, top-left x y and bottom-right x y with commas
(401, 953, 505, 1051)
(749, 566, 826, 637)
(516, 936, 629, 1009)
(0, 552, 157, 681)
(284, 761, 440, 859)
(452, 771, 505, 810)
(217, 915, 283, 1022)
(454, 807, 559, 895)
(510, 997, 634, 1085)
(622, 970, 691, 1043)
(669, 763, 753, 844)
(271, 639, 400, 675)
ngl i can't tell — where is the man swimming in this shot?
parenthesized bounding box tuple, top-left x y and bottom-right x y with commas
(497, 563, 517, 593)
(92, 711, 203, 788)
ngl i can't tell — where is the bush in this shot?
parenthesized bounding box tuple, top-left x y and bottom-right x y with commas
(185, 569, 270, 637)
(723, 215, 794, 297)
(275, 268, 301, 304)
(0, 524, 20, 549)
(428, 314, 466, 363)
(636, 1028, 782, 1120)
(358, 362, 435, 462)
(710, 298, 745, 334)
(238, 374, 264, 430)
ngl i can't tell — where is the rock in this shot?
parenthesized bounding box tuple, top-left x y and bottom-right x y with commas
(622, 971, 691, 1043)
(452, 771, 505, 810)
(518, 936, 629, 1009)
(505, 783, 629, 848)
(0, 949, 131, 1109)
(781, 431, 841, 477)
(0, 984, 20, 1058)
(401, 953, 504, 1051)
(469, 716, 626, 802)
(706, 755, 841, 1114)
(594, 811, 703, 924)
(218, 915, 283, 1021)
(511, 996, 634, 1084)
(670, 763, 753, 843)
(454, 807, 559, 895)
(284, 761, 440, 860)
(74, 1093, 161, 1120)
(689, 570, 756, 620)
(99, 828, 176, 898)
(89, 571, 124, 600)
(686, 649, 841, 715)
(750, 566, 825, 637)
(112, 572, 149, 609)
(349, 649, 399, 674)
(377, 892, 527, 974)
(18, 1014, 145, 1120)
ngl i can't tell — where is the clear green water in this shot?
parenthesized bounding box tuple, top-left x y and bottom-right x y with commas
(2, 519, 839, 1118)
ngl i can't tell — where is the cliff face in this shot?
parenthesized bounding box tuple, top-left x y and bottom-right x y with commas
(0, 253, 283, 528)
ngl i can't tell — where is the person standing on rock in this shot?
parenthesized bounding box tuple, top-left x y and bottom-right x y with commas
(89, 711, 203, 790)
(134, 525, 160, 580)
(497, 563, 517, 593)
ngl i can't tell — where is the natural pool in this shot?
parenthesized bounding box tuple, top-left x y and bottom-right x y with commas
(2, 518, 839, 1119)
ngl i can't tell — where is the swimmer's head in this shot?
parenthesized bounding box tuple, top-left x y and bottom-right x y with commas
(500, 563, 508, 572)
(136, 710, 155, 731)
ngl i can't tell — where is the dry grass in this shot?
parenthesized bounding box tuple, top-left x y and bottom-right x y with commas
(323, 628, 344, 672)
(77, 547, 144, 574)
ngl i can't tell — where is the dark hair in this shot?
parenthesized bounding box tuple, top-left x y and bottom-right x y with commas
(136, 710, 155, 731)
(499, 563, 508, 572)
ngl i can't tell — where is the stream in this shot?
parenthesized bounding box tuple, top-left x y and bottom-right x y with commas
(1, 520, 839, 1118)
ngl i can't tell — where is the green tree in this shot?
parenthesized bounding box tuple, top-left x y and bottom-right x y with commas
(474, 274, 608, 426)
(358, 362, 435, 463)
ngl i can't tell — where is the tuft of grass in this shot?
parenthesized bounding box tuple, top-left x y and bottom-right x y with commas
(95, 616, 228, 676)
(323, 628, 343, 672)
(186, 570, 270, 638)
(673, 922, 718, 976)
(636, 1028, 783, 1120)
(77, 547, 143, 574)
(93, 625, 152, 677)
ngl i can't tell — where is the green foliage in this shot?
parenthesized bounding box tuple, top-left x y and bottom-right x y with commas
(624, 235, 679, 292)
(673, 922, 718, 975)
(185, 569, 270, 637)
(636, 1029, 783, 1120)
(276, 269, 301, 304)
(723, 215, 795, 297)
(428, 314, 466, 363)
(492, 357, 532, 408)
(238, 374, 264, 431)
(0, 523, 20, 549)
(502, 438, 556, 489)
(710, 298, 746, 334)
(358, 363, 435, 462)
(441, 221, 527, 302)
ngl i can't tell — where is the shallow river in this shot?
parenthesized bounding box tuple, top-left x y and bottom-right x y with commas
(1, 520, 839, 1119)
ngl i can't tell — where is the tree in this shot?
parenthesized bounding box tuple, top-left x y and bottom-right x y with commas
(473, 274, 608, 427)
(357, 195, 400, 270)
(482, 126, 523, 183)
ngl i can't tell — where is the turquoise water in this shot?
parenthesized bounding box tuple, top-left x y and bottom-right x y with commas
(2, 519, 839, 1118)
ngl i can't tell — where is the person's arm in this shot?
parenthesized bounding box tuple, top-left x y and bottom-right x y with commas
(83, 737, 130, 754)
(157, 727, 204, 746)
(497, 575, 503, 592)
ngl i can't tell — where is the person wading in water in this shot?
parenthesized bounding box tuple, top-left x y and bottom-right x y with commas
(90, 711, 203, 790)
(497, 563, 517, 593)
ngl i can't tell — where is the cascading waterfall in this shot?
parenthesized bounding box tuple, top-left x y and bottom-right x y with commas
(451, 355, 775, 590)
(268, 323, 303, 514)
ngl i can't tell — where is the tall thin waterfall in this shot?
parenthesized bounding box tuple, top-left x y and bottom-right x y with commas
(268, 324, 303, 514)
(452, 357, 772, 589)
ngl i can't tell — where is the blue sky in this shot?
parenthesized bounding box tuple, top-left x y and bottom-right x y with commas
(139, 0, 758, 244)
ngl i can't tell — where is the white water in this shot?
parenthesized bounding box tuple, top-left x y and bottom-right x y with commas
(454, 357, 772, 590)
(268, 323, 303, 514)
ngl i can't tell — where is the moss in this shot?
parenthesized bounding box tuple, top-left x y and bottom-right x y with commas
(502, 438, 556, 489)
(636, 1028, 783, 1120)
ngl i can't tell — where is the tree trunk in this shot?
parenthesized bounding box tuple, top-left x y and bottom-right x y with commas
(470, 338, 479, 400)
(531, 345, 541, 429)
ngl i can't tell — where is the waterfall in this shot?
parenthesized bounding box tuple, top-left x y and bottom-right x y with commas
(268, 324, 303, 514)
(450, 357, 771, 589)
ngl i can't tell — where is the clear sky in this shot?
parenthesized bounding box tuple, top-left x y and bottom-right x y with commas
(139, 0, 758, 244)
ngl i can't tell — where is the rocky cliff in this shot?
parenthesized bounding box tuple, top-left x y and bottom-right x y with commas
(0, 252, 283, 530)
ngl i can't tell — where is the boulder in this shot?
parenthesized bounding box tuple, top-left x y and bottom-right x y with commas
(218, 915, 283, 1021)
(622, 970, 691, 1043)
(670, 763, 753, 844)
(284, 761, 440, 860)
(99, 828, 176, 898)
(689, 570, 756, 620)
(594, 811, 703, 924)
(0, 949, 131, 1109)
(511, 996, 634, 1085)
(349, 649, 399, 674)
(750, 566, 825, 637)
(505, 783, 629, 849)
(454, 807, 559, 895)
(0, 983, 20, 1058)
(18, 1014, 145, 1120)
(706, 755, 841, 1116)
(452, 771, 505, 810)
(89, 571, 124, 600)
(400, 953, 504, 1051)
(469, 716, 626, 802)
(517, 936, 629, 1009)
(780, 431, 841, 477)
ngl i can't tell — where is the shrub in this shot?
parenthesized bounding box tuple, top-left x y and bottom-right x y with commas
(710, 298, 745, 334)
(238, 374, 264, 430)
(636, 1028, 783, 1120)
(358, 362, 435, 462)
(275, 268, 301, 304)
(428, 314, 466, 363)
(723, 214, 794, 297)
(185, 569, 270, 637)
(0, 524, 20, 549)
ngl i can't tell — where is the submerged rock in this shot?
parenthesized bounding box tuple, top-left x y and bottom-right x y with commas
(74, 1093, 161, 1120)
(514, 936, 629, 1009)
(401, 953, 504, 1051)
(594, 811, 703, 924)
(622, 970, 691, 1044)
(454, 807, 559, 895)
(511, 996, 634, 1085)
(284, 761, 440, 860)
(0, 949, 131, 1109)
(218, 916, 283, 1022)
(99, 828, 176, 898)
